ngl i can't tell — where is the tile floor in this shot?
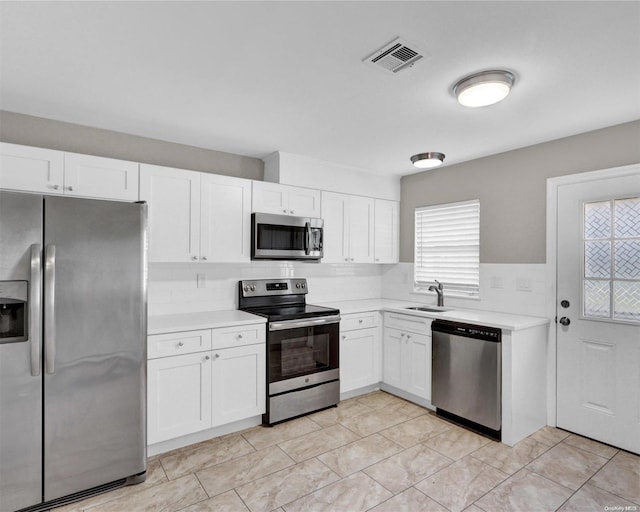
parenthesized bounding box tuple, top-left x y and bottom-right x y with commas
(54, 391, 640, 512)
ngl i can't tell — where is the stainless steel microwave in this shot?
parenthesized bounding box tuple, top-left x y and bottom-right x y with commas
(251, 213, 323, 261)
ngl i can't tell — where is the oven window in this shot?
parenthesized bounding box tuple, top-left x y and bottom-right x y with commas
(268, 324, 338, 382)
(257, 224, 305, 251)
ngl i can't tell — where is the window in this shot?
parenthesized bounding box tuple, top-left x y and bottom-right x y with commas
(583, 196, 640, 322)
(414, 200, 480, 297)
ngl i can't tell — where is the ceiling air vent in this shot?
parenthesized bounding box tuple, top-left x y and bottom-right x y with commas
(363, 37, 427, 74)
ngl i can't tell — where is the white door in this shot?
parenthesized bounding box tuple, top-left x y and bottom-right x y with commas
(374, 199, 399, 263)
(0, 142, 64, 194)
(140, 164, 201, 262)
(252, 181, 289, 215)
(200, 174, 251, 262)
(321, 191, 350, 263)
(63, 153, 139, 201)
(405, 332, 431, 400)
(383, 328, 404, 389)
(557, 171, 640, 454)
(147, 352, 212, 444)
(287, 186, 321, 217)
(349, 195, 375, 263)
(211, 344, 265, 426)
(341, 329, 378, 393)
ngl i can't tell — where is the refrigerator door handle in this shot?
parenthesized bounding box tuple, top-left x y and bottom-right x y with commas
(44, 244, 56, 374)
(30, 244, 42, 376)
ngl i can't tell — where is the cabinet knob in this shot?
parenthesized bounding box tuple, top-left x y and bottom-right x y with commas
(358, 319, 363, 323)
(178, 341, 184, 347)
(48, 184, 60, 190)
(344, 258, 349, 262)
(191, 256, 198, 261)
(407, 335, 411, 340)
(201, 256, 207, 261)
(350, 258, 354, 262)
(290, 210, 294, 214)
(376, 258, 380, 262)
(342, 335, 346, 339)
(204, 355, 210, 361)
(283, 209, 288, 213)
(66, 186, 74, 192)
(215, 353, 220, 358)
(400, 333, 405, 337)
(237, 334, 243, 339)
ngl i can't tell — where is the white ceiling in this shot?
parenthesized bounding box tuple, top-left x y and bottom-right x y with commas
(1, 1, 639, 176)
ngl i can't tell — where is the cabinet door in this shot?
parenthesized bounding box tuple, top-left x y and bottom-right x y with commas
(140, 164, 201, 262)
(63, 153, 139, 201)
(0, 142, 64, 194)
(287, 186, 321, 217)
(201, 174, 251, 262)
(383, 328, 404, 389)
(211, 344, 266, 426)
(341, 328, 379, 393)
(374, 199, 399, 263)
(404, 332, 431, 400)
(321, 191, 350, 263)
(147, 352, 212, 444)
(252, 181, 289, 215)
(349, 195, 375, 263)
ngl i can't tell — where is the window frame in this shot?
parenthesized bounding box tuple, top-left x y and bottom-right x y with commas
(414, 199, 480, 299)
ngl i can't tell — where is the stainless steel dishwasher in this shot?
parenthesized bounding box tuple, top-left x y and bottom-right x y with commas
(431, 320, 502, 439)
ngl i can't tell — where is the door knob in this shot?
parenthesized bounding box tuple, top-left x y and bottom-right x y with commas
(559, 317, 571, 326)
(560, 300, 570, 308)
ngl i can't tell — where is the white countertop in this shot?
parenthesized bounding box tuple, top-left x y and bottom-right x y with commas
(148, 310, 266, 335)
(318, 298, 549, 331)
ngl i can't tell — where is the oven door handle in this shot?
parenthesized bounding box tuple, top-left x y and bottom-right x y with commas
(269, 314, 341, 331)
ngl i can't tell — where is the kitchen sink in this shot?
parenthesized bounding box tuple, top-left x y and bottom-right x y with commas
(405, 306, 451, 313)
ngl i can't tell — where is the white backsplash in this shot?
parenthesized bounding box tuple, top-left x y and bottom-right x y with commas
(149, 261, 548, 318)
(148, 262, 383, 315)
(381, 262, 548, 317)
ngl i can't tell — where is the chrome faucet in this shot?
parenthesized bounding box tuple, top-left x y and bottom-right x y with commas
(428, 280, 444, 307)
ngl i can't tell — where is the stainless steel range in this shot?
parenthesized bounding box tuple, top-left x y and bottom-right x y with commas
(238, 278, 340, 425)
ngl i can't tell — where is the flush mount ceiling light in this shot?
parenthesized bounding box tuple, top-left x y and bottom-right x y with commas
(453, 70, 515, 107)
(410, 152, 445, 169)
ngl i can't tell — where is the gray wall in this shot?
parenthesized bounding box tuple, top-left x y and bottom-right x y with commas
(400, 120, 640, 264)
(0, 111, 264, 180)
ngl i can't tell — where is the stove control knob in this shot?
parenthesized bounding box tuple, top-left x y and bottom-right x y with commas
(243, 285, 249, 292)
(301, 283, 305, 288)
(250, 285, 256, 291)
(296, 283, 301, 289)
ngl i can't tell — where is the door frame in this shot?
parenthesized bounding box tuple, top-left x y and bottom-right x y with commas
(545, 163, 640, 427)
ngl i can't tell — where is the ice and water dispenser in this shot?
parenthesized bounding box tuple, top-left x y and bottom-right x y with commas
(0, 281, 28, 343)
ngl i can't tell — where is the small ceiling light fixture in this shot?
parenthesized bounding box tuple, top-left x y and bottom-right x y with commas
(410, 152, 445, 169)
(453, 69, 515, 107)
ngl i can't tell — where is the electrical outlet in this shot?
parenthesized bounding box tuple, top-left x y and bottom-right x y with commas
(197, 273, 206, 288)
(516, 277, 532, 292)
(490, 276, 503, 289)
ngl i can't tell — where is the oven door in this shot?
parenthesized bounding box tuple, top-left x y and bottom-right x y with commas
(267, 315, 340, 395)
(252, 213, 323, 260)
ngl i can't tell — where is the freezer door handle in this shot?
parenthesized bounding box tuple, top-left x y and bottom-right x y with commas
(30, 244, 42, 376)
(44, 244, 56, 374)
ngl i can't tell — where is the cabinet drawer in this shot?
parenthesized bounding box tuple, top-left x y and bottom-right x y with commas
(212, 323, 266, 349)
(341, 312, 380, 332)
(384, 313, 432, 335)
(148, 329, 212, 359)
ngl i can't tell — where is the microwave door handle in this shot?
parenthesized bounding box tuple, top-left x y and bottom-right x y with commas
(305, 222, 311, 255)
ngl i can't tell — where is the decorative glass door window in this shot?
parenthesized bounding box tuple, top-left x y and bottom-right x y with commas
(583, 196, 640, 321)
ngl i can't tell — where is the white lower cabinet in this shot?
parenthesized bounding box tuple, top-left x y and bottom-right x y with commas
(148, 351, 213, 445)
(340, 312, 381, 393)
(147, 323, 266, 445)
(383, 313, 432, 401)
(211, 344, 266, 426)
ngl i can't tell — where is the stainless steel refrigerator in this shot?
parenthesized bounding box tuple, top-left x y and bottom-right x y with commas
(0, 191, 147, 512)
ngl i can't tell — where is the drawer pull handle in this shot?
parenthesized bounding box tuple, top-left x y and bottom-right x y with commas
(178, 341, 184, 347)
(237, 334, 243, 339)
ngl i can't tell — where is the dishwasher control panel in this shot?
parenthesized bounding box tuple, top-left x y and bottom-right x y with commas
(432, 320, 501, 342)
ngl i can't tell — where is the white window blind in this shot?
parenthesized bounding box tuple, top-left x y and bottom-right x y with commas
(414, 200, 480, 297)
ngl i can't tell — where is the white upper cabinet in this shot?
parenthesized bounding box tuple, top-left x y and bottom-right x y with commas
(0, 143, 139, 200)
(140, 164, 201, 262)
(200, 174, 251, 262)
(321, 191, 374, 263)
(252, 181, 321, 217)
(0, 143, 64, 194)
(64, 152, 139, 201)
(140, 164, 251, 263)
(374, 199, 399, 263)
